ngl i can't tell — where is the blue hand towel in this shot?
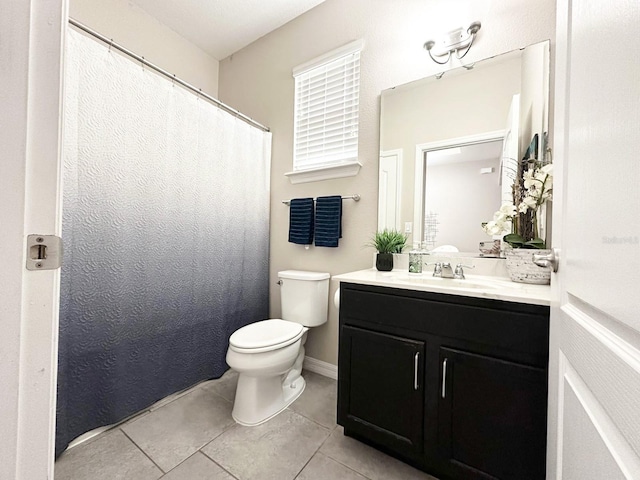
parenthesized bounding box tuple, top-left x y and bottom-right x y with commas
(288, 198, 314, 245)
(314, 196, 342, 247)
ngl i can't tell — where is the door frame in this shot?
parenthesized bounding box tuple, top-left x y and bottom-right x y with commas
(0, 0, 66, 478)
(413, 130, 504, 245)
(545, 0, 570, 476)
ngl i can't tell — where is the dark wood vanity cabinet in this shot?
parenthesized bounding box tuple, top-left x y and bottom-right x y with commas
(337, 282, 550, 480)
(438, 347, 548, 480)
(339, 325, 425, 454)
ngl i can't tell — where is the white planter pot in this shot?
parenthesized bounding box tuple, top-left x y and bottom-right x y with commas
(504, 249, 552, 285)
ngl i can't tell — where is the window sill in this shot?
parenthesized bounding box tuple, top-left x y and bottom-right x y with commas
(284, 161, 362, 184)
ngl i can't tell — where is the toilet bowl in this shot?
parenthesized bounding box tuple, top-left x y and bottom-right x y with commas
(226, 270, 329, 426)
(227, 319, 308, 425)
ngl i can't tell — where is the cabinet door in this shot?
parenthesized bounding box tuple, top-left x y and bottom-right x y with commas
(438, 347, 547, 480)
(338, 325, 425, 454)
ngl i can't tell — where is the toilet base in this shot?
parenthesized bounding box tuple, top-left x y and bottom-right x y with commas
(231, 374, 306, 426)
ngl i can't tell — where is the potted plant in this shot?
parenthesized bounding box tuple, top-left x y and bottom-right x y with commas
(368, 229, 408, 271)
(482, 158, 553, 284)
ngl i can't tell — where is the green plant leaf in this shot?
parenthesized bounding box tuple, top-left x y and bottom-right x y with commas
(523, 238, 546, 249)
(503, 233, 525, 248)
(503, 233, 547, 249)
(367, 229, 408, 254)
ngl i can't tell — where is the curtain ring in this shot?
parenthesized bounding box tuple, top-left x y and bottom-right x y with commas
(141, 56, 145, 71)
(108, 38, 113, 53)
(172, 74, 176, 87)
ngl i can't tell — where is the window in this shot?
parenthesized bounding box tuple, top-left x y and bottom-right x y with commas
(287, 40, 363, 184)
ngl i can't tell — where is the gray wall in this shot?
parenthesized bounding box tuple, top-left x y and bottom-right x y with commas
(425, 157, 502, 252)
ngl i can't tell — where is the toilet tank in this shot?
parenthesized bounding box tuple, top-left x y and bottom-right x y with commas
(278, 270, 330, 327)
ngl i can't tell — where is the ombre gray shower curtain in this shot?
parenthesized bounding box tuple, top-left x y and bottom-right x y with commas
(56, 29, 271, 456)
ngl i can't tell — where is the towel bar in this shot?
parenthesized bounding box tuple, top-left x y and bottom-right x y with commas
(282, 194, 360, 206)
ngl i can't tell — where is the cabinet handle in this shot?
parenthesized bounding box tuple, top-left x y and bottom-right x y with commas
(414, 352, 420, 390)
(441, 358, 448, 398)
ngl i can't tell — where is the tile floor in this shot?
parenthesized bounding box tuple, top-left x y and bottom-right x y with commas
(55, 370, 437, 480)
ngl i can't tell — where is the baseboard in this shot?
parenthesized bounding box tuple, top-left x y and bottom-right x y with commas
(303, 356, 338, 380)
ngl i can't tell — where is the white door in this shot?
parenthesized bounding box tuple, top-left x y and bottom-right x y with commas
(378, 150, 402, 231)
(0, 1, 66, 479)
(548, 1, 640, 478)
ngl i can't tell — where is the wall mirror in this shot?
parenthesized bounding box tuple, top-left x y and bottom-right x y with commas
(378, 40, 550, 254)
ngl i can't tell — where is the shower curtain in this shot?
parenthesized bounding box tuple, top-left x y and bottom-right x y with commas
(56, 30, 271, 456)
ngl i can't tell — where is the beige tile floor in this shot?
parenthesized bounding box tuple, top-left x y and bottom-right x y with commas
(55, 370, 436, 480)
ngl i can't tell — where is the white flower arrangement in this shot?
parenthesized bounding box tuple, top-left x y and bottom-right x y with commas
(482, 203, 517, 236)
(483, 163, 553, 249)
(520, 163, 553, 213)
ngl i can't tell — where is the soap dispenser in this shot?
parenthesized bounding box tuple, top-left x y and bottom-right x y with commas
(408, 243, 423, 274)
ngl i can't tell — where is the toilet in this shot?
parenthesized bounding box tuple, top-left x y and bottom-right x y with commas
(226, 270, 330, 426)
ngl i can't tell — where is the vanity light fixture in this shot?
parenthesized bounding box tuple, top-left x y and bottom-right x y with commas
(424, 21, 482, 65)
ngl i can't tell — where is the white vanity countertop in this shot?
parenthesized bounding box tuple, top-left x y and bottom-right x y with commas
(332, 269, 551, 306)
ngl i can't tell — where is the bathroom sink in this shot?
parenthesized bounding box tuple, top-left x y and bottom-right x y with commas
(383, 273, 506, 290)
(334, 269, 551, 306)
(405, 276, 499, 290)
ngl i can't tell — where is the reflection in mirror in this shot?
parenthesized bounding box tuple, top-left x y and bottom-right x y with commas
(379, 40, 549, 254)
(423, 141, 503, 252)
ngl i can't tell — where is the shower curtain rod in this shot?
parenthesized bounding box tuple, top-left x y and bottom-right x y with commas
(68, 18, 270, 133)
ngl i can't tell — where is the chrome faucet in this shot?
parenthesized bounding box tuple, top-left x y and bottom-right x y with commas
(440, 262, 455, 278)
(427, 261, 475, 279)
(454, 263, 475, 279)
(426, 262, 454, 278)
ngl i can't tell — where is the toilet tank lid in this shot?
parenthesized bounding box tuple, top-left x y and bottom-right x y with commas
(278, 270, 330, 281)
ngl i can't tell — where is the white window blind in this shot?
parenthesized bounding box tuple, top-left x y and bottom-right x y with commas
(293, 43, 361, 171)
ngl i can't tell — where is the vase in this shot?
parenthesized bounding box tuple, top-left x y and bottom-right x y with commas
(504, 249, 552, 285)
(376, 253, 394, 271)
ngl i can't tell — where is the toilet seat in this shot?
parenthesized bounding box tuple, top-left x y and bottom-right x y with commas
(229, 319, 304, 354)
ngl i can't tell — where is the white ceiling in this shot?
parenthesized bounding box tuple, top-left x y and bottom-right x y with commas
(130, 0, 327, 60)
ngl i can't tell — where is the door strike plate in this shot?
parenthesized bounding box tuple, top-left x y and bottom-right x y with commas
(26, 234, 63, 271)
